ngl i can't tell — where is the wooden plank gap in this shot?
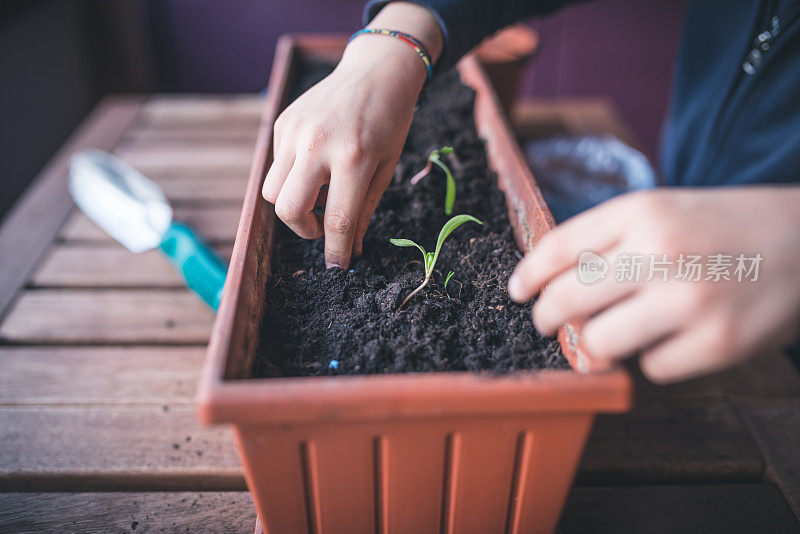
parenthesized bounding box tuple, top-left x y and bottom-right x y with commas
(732, 398, 800, 521)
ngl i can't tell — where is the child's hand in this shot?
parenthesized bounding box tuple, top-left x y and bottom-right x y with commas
(508, 187, 800, 383)
(262, 3, 442, 269)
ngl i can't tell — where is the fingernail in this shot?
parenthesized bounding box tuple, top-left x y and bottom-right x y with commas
(531, 310, 544, 334)
(326, 262, 343, 270)
(530, 306, 550, 336)
(508, 273, 524, 301)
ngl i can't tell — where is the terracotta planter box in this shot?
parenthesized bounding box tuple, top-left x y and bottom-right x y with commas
(199, 34, 631, 534)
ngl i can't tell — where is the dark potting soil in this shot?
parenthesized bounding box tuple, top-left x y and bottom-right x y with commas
(253, 60, 568, 378)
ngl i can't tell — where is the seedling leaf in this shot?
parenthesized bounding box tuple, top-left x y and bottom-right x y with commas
(389, 214, 483, 308)
(432, 214, 482, 269)
(431, 158, 456, 215)
(411, 146, 457, 214)
(425, 252, 435, 271)
(390, 238, 426, 258)
(444, 270, 456, 299)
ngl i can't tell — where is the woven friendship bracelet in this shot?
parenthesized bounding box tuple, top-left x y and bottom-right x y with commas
(349, 28, 433, 82)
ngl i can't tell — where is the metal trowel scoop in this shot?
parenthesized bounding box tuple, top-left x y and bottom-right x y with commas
(69, 149, 227, 310)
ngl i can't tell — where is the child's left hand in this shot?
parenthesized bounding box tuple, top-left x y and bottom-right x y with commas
(508, 186, 800, 383)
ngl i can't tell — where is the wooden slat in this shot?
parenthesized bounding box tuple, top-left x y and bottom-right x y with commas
(125, 124, 259, 142)
(734, 398, 800, 520)
(0, 390, 765, 492)
(0, 96, 145, 320)
(512, 98, 640, 150)
(510, 100, 566, 138)
(0, 492, 255, 533)
(578, 401, 763, 484)
(559, 484, 800, 534)
(116, 161, 252, 181)
(0, 347, 204, 404)
(103, 165, 252, 183)
(59, 206, 241, 244)
(139, 95, 263, 127)
(117, 134, 257, 152)
(156, 176, 248, 204)
(633, 351, 800, 400)
(0, 406, 243, 491)
(5, 485, 798, 534)
(114, 137, 256, 171)
(31, 245, 232, 288)
(0, 290, 215, 344)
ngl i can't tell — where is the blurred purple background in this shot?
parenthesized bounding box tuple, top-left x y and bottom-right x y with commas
(149, 0, 686, 159)
(2, 0, 685, 220)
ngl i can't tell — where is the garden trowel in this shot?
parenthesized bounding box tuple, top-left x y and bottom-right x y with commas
(68, 149, 227, 310)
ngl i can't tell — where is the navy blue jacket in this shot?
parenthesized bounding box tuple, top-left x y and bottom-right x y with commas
(365, 0, 800, 187)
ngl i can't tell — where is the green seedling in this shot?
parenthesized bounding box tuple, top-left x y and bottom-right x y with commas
(444, 270, 455, 299)
(410, 146, 457, 215)
(390, 214, 482, 307)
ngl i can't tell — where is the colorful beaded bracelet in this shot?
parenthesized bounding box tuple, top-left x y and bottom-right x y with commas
(349, 28, 433, 82)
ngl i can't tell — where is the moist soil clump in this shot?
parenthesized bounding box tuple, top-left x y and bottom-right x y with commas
(254, 60, 567, 378)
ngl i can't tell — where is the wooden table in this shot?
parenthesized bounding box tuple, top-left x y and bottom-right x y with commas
(1, 95, 799, 533)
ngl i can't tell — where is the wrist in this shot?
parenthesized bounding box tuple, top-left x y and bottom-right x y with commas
(340, 33, 429, 93)
(339, 2, 444, 98)
(367, 2, 443, 60)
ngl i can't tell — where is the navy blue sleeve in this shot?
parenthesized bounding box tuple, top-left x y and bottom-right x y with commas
(363, 0, 580, 72)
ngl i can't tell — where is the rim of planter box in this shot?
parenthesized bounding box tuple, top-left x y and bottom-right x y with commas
(198, 34, 632, 427)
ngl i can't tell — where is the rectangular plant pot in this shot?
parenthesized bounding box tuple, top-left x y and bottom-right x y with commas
(199, 34, 631, 534)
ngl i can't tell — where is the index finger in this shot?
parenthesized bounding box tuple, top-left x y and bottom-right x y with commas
(323, 163, 374, 269)
(508, 196, 629, 302)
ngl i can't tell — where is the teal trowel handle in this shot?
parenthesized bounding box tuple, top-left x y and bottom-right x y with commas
(159, 223, 227, 310)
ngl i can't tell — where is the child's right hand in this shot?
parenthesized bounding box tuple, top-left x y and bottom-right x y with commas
(262, 3, 443, 269)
